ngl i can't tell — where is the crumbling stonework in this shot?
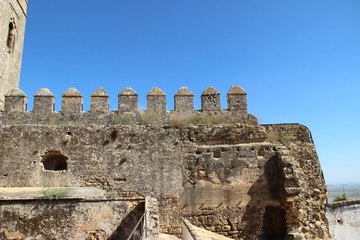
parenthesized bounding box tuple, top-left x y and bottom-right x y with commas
(201, 87, 221, 111)
(0, 98, 331, 239)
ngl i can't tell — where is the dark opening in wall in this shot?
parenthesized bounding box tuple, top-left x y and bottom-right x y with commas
(41, 151, 68, 171)
(213, 150, 221, 158)
(262, 206, 286, 239)
(7, 19, 16, 53)
(258, 148, 265, 157)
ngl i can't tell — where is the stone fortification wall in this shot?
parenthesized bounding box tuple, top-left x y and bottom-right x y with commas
(0, 116, 330, 239)
(0, 0, 28, 110)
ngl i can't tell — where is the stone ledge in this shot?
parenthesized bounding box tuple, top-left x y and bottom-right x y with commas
(326, 199, 360, 208)
(0, 187, 144, 201)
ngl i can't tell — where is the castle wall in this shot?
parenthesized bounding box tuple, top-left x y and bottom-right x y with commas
(0, 0, 28, 110)
(0, 119, 330, 239)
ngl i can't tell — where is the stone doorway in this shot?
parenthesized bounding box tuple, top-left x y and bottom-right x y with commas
(262, 206, 286, 240)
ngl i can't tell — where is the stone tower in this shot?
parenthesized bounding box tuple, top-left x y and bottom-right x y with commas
(0, 0, 28, 110)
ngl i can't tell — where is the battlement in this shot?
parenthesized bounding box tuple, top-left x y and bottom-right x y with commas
(0, 86, 256, 125)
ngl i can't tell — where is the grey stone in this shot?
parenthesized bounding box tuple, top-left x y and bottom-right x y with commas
(118, 88, 138, 112)
(201, 87, 221, 111)
(174, 87, 194, 113)
(33, 88, 55, 114)
(90, 87, 109, 112)
(4, 88, 27, 112)
(147, 87, 166, 112)
(227, 86, 247, 114)
(61, 88, 83, 113)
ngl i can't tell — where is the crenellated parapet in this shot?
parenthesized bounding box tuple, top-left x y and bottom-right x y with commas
(62, 88, 83, 113)
(227, 86, 247, 115)
(4, 89, 27, 112)
(91, 87, 109, 113)
(34, 88, 55, 114)
(118, 88, 138, 112)
(174, 87, 194, 113)
(0, 86, 256, 125)
(147, 87, 166, 113)
(201, 87, 221, 111)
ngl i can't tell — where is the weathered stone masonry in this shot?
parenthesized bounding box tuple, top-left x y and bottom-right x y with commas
(0, 88, 330, 239)
(0, 0, 28, 110)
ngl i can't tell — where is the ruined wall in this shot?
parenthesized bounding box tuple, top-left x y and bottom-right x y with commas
(0, 124, 330, 239)
(265, 124, 330, 240)
(0, 0, 27, 110)
(0, 198, 144, 240)
(0, 124, 183, 197)
(0, 87, 330, 239)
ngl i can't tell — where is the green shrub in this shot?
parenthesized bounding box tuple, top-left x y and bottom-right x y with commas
(42, 188, 70, 199)
(333, 193, 348, 202)
(280, 135, 294, 146)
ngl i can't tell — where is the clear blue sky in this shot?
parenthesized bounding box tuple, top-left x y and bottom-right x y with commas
(20, 0, 360, 185)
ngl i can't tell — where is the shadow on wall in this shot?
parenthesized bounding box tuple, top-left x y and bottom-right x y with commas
(240, 154, 286, 240)
(108, 202, 145, 240)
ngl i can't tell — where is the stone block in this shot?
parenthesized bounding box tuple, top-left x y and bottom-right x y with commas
(227, 86, 247, 114)
(4, 88, 27, 112)
(61, 88, 83, 113)
(33, 88, 55, 114)
(174, 87, 194, 113)
(118, 88, 138, 112)
(90, 87, 109, 112)
(147, 87, 166, 112)
(201, 87, 220, 111)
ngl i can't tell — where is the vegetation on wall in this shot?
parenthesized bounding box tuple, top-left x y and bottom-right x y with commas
(333, 194, 348, 203)
(42, 188, 70, 199)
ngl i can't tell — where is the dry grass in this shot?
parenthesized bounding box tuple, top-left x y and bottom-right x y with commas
(170, 112, 245, 128)
(114, 114, 132, 125)
(267, 130, 294, 146)
(139, 111, 167, 126)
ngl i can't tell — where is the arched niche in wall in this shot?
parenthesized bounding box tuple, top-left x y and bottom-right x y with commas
(41, 150, 68, 171)
(7, 18, 16, 53)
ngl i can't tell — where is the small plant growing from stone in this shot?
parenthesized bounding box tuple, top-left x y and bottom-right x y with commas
(42, 187, 70, 199)
(280, 135, 294, 146)
(267, 130, 294, 146)
(104, 190, 118, 199)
